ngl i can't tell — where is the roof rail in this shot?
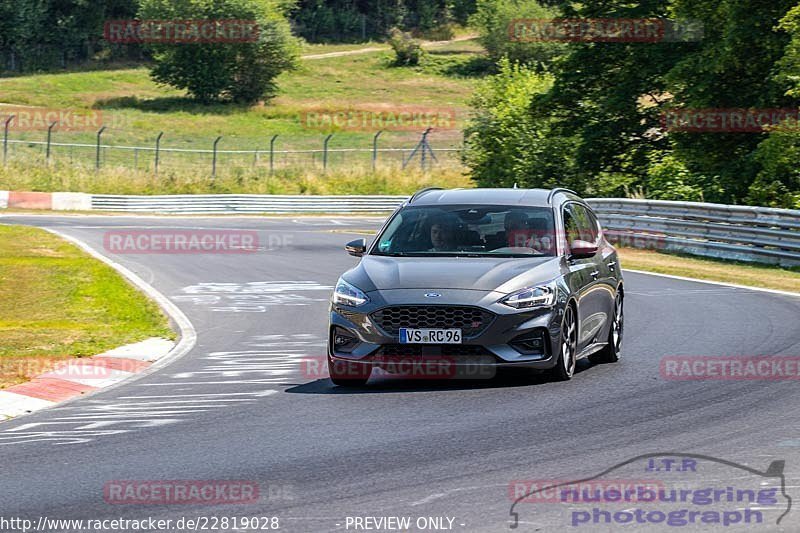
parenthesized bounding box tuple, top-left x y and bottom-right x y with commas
(409, 187, 444, 204)
(547, 187, 578, 203)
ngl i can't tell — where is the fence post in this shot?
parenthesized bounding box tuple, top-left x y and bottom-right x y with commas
(323, 133, 333, 173)
(420, 129, 428, 171)
(96, 126, 107, 172)
(154, 131, 163, 176)
(46, 121, 57, 164)
(212, 136, 222, 178)
(402, 128, 428, 169)
(372, 130, 383, 172)
(3, 115, 14, 166)
(269, 134, 278, 177)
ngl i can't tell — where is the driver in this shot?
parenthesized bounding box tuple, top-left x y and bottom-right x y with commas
(428, 215, 458, 251)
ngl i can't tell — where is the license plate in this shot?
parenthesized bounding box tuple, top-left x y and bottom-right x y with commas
(399, 328, 462, 344)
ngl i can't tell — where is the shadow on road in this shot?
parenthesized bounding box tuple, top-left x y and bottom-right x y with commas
(286, 360, 595, 394)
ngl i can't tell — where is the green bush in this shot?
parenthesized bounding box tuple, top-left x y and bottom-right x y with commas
(469, 0, 565, 68)
(748, 128, 800, 208)
(388, 27, 425, 66)
(643, 153, 707, 202)
(464, 58, 575, 189)
(138, 0, 299, 104)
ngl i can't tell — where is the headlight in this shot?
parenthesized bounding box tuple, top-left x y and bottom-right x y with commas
(332, 279, 369, 307)
(500, 281, 556, 309)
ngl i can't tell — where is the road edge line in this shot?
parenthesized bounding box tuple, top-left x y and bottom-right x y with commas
(45, 228, 197, 375)
(622, 268, 800, 298)
(0, 229, 198, 423)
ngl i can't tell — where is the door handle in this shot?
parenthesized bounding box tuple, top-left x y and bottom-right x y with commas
(607, 261, 617, 270)
(590, 270, 600, 279)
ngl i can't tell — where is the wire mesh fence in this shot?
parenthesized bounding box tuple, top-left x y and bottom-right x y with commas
(1, 126, 464, 177)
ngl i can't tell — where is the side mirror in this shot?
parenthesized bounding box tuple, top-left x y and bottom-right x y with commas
(569, 240, 598, 259)
(345, 238, 367, 257)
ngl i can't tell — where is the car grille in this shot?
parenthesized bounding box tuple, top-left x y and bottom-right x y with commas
(370, 306, 494, 337)
(375, 344, 495, 357)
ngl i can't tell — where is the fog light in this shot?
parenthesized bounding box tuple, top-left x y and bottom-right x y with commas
(332, 326, 359, 353)
(511, 330, 547, 355)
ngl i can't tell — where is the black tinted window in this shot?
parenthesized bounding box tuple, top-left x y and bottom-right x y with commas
(373, 205, 557, 257)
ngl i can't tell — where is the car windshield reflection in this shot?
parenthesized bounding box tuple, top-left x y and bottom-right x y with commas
(372, 205, 557, 258)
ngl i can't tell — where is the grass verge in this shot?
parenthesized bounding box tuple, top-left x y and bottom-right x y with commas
(0, 37, 485, 194)
(618, 247, 800, 294)
(0, 224, 174, 388)
(0, 158, 472, 195)
(0, 39, 481, 149)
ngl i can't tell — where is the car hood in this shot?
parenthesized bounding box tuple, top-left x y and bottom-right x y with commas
(346, 255, 562, 294)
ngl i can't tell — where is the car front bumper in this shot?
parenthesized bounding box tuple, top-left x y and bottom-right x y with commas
(328, 288, 566, 371)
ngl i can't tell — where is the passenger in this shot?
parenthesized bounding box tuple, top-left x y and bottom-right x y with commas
(528, 216, 555, 253)
(505, 211, 531, 248)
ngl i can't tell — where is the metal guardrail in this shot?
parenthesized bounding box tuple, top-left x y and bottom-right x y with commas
(91, 194, 410, 214)
(586, 198, 800, 267)
(31, 193, 800, 267)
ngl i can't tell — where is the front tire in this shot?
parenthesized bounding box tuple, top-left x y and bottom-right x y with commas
(590, 291, 623, 364)
(328, 355, 372, 387)
(550, 304, 577, 381)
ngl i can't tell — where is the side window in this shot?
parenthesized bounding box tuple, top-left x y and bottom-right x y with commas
(564, 203, 598, 247)
(586, 209, 602, 243)
(563, 207, 581, 247)
(377, 213, 404, 252)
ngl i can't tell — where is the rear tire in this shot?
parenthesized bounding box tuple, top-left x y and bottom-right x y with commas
(328, 355, 372, 387)
(590, 291, 623, 364)
(550, 305, 577, 381)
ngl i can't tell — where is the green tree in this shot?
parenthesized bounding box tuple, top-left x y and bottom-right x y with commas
(665, 0, 797, 203)
(1, 0, 140, 72)
(464, 58, 581, 189)
(470, 0, 800, 205)
(138, 0, 299, 103)
(747, 4, 800, 208)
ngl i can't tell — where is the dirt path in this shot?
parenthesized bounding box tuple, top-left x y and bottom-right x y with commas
(301, 35, 478, 60)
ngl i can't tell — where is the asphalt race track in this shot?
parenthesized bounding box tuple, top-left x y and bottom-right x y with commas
(1, 214, 799, 532)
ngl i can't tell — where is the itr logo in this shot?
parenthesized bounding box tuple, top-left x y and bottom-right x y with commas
(645, 457, 698, 473)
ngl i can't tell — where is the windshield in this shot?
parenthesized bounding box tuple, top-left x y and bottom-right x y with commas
(372, 205, 557, 257)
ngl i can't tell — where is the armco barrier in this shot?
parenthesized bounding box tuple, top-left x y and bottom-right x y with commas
(2, 191, 798, 267)
(586, 198, 800, 267)
(90, 194, 408, 214)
